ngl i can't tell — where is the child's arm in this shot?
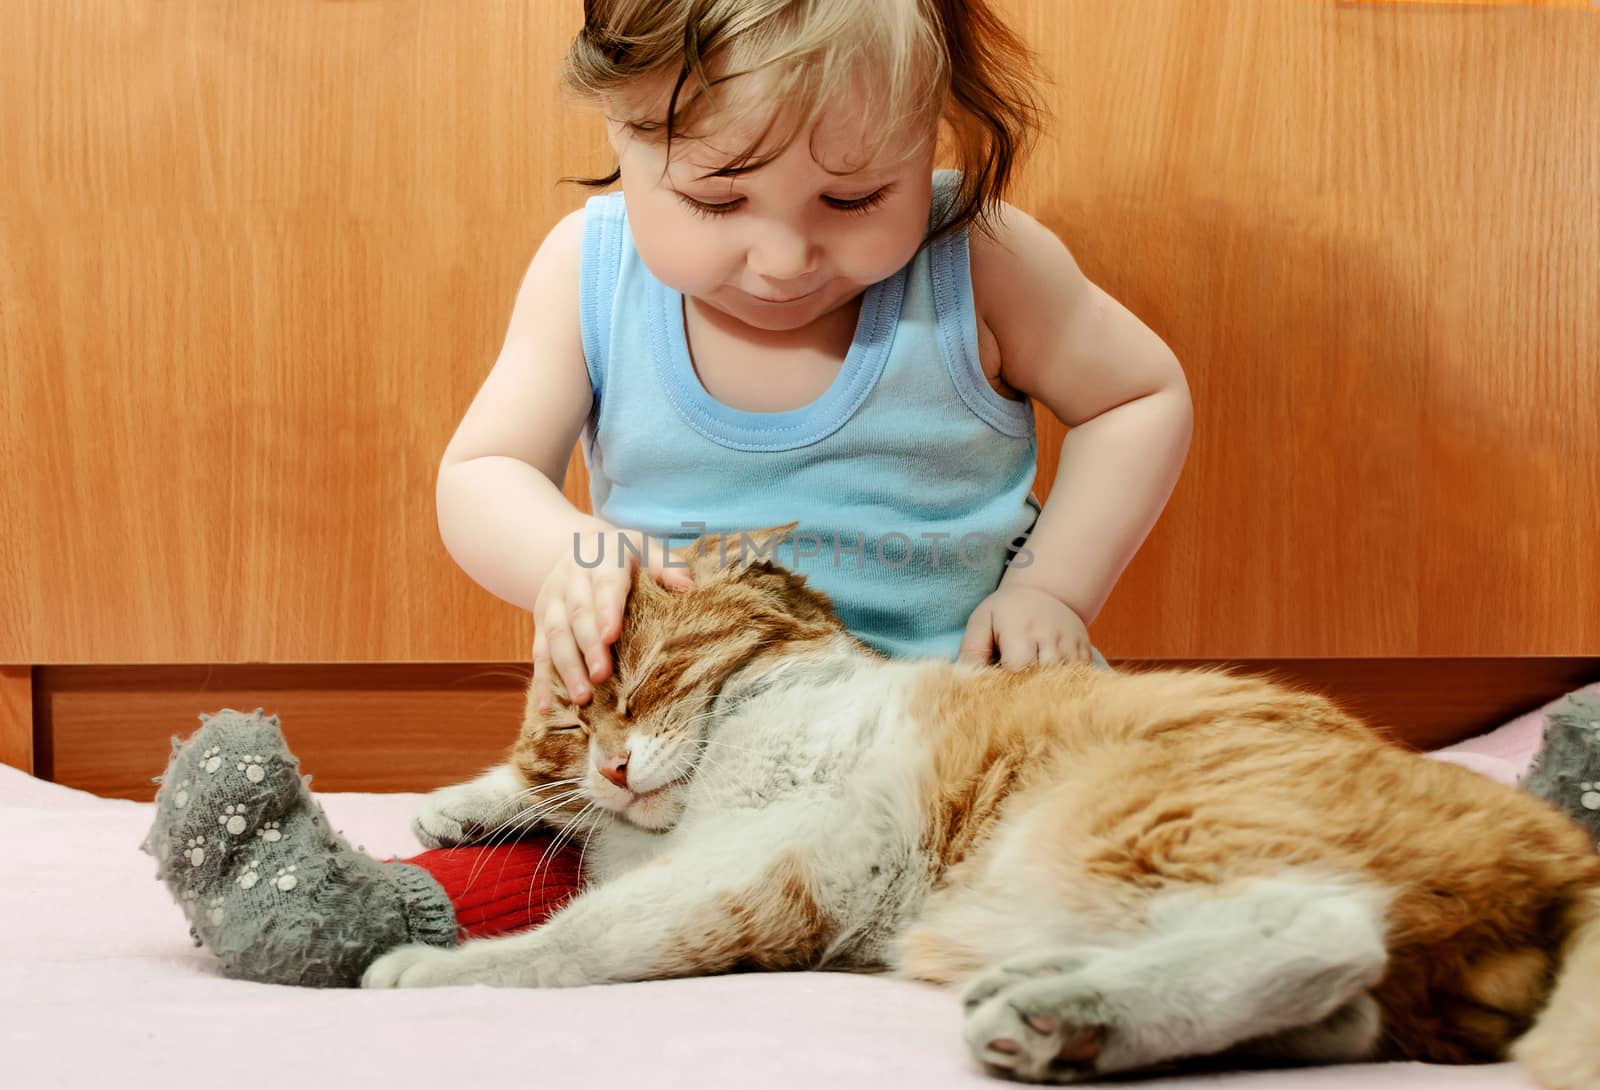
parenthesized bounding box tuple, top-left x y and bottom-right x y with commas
(960, 204, 1193, 665)
(436, 208, 605, 611)
(436, 209, 692, 702)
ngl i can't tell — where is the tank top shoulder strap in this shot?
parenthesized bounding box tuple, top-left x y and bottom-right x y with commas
(925, 171, 1034, 438)
(579, 190, 628, 399)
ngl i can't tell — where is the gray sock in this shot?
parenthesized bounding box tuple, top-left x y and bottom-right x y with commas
(141, 708, 457, 987)
(1520, 693, 1600, 849)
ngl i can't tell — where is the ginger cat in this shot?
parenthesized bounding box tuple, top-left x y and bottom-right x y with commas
(365, 527, 1600, 1089)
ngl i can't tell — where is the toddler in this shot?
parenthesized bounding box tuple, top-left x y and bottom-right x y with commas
(145, 0, 1192, 987)
(435, 0, 1191, 713)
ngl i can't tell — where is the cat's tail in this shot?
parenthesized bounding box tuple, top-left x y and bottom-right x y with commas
(1512, 887, 1600, 1090)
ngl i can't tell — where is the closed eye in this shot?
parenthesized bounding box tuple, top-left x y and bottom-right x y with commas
(674, 186, 892, 219)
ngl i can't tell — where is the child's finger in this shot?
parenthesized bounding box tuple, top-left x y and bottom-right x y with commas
(995, 625, 1037, 671)
(564, 578, 610, 684)
(531, 631, 552, 712)
(595, 567, 638, 642)
(956, 611, 996, 665)
(653, 560, 695, 591)
(591, 580, 620, 642)
(542, 604, 591, 705)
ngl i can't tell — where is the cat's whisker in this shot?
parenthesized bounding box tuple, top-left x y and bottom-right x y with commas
(435, 779, 584, 858)
(672, 742, 757, 789)
(438, 786, 579, 866)
(690, 736, 764, 758)
(457, 787, 589, 891)
(574, 812, 603, 891)
(456, 799, 584, 892)
(527, 803, 596, 919)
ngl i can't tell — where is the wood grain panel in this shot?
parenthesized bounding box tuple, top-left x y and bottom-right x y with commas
(1006, 1, 1600, 657)
(0, 1, 598, 664)
(0, 667, 33, 775)
(37, 663, 531, 801)
(1122, 657, 1600, 753)
(36, 657, 1598, 800)
(2, 0, 1596, 666)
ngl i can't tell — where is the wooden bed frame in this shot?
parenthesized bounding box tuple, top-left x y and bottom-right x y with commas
(4, 657, 1595, 802)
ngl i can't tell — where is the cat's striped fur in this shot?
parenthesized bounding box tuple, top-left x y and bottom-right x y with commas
(366, 527, 1600, 1089)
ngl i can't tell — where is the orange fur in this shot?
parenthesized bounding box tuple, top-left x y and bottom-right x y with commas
(900, 664, 1600, 1065)
(509, 525, 1600, 1083)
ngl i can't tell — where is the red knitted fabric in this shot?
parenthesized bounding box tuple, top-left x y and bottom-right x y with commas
(394, 834, 585, 939)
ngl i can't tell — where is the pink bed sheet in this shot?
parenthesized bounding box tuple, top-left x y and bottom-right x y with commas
(6, 686, 1591, 1090)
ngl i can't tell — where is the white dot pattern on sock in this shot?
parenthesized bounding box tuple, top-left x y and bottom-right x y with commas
(1580, 782, 1600, 812)
(219, 804, 248, 836)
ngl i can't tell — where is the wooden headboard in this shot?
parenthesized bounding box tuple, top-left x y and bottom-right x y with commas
(4, 657, 1594, 801)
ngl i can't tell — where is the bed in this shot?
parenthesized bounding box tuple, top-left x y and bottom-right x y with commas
(3, 687, 1588, 1090)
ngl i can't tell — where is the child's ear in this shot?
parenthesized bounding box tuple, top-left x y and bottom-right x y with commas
(675, 522, 800, 579)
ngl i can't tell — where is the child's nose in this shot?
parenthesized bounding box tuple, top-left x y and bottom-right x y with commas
(747, 223, 816, 282)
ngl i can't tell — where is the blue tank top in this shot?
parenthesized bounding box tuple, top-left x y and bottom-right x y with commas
(577, 170, 1040, 660)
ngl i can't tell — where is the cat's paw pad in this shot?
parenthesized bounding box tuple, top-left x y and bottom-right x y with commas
(963, 986, 1105, 1083)
(1579, 782, 1600, 811)
(183, 836, 207, 866)
(206, 896, 226, 926)
(236, 859, 261, 889)
(218, 804, 249, 836)
(172, 780, 192, 809)
(255, 820, 283, 842)
(236, 755, 267, 783)
(962, 952, 1115, 1083)
(273, 864, 299, 892)
(201, 747, 223, 775)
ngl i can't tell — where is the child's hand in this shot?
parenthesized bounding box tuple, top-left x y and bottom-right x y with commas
(532, 527, 695, 712)
(957, 585, 1093, 669)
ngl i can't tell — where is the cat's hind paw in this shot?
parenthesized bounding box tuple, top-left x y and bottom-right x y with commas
(963, 990, 1105, 1083)
(962, 951, 1112, 1083)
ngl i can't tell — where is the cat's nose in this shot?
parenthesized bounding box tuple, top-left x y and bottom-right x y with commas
(598, 752, 630, 789)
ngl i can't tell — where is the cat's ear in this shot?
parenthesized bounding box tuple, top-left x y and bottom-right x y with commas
(677, 522, 800, 578)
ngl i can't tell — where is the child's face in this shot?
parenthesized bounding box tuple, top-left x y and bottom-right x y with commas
(607, 87, 936, 334)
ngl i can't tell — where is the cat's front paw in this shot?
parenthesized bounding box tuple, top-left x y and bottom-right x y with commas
(363, 943, 519, 989)
(363, 939, 582, 989)
(411, 769, 523, 849)
(363, 943, 459, 988)
(411, 789, 483, 849)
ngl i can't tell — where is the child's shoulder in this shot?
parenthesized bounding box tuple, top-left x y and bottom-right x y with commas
(966, 201, 1090, 332)
(965, 201, 1092, 400)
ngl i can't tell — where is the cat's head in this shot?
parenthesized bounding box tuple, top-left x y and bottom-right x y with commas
(513, 524, 852, 831)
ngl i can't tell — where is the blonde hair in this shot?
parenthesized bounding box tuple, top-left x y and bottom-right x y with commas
(561, 0, 1046, 242)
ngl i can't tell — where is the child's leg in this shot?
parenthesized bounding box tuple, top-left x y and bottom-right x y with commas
(142, 709, 582, 987)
